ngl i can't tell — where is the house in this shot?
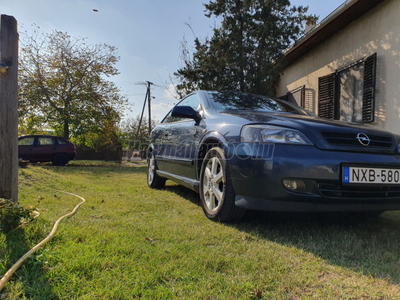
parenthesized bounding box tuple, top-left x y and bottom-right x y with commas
(277, 0, 400, 134)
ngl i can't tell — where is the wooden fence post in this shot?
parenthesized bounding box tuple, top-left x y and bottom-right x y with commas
(0, 15, 18, 203)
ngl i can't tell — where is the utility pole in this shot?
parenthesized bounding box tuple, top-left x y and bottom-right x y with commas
(134, 89, 148, 147)
(134, 81, 153, 150)
(147, 81, 152, 134)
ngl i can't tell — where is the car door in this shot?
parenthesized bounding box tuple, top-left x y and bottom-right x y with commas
(18, 136, 36, 161)
(35, 136, 57, 161)
(155, 94, 204, 179)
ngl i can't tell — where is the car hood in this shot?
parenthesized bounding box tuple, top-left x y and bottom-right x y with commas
(220, 110, 397, 154)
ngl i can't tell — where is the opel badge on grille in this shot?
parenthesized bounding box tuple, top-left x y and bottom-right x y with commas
(357, 133, 371, 146)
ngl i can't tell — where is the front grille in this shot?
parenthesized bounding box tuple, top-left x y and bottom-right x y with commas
(317, 181, 400, 199)
(321, 131, 393, 148)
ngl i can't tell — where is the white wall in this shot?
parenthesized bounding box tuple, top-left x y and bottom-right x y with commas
(277, 0, 400, 134)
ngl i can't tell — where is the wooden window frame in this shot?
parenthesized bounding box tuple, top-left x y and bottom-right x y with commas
(317, 53, 377, 123)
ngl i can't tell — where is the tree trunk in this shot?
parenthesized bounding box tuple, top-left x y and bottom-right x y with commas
(236, 0, 245, 92)
(64, 119, 69, 139)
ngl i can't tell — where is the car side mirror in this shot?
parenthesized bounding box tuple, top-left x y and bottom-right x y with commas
(171, 106, 202, 123)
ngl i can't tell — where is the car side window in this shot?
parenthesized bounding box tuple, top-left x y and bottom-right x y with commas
(18, 137, 35, 146)
(38, 137, 54, 145)
(179, 94, 202, 111)
(162, 94, 202, 123)
(56, 138, 67, 145)
(162, 111, 174, 123)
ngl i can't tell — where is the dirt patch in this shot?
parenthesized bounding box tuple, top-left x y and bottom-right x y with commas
(122, 160, 147, 167)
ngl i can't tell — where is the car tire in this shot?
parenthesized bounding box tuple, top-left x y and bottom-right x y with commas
(147, 151, 166, 189)
(199, 147, 245, 222)
(52, 154, 67, 166)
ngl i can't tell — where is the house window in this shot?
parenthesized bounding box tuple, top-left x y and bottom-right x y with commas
(318, 53, 376, 123)
(280, 85, 315, 113)
(286, 86, 306, 107)
(338, 62, 364, 122)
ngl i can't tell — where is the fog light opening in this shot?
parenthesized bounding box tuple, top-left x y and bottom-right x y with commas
(283, 179, 307, 193)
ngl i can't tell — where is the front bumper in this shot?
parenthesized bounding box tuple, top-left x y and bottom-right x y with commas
(224, 143, 400, 212)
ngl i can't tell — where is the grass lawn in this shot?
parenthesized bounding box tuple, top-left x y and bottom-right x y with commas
(1, 160, 400, 299)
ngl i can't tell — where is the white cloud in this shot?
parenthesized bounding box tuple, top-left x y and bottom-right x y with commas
(151, 102, 174, 121)
(163, 84, 180, 100)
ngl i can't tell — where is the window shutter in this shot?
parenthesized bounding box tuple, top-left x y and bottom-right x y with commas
(362, 53, 376, 122)
(318, 73, 336, 119)
(300, 85, 306, 108)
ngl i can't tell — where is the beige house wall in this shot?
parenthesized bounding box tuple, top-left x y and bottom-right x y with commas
(277, 0, 400, 134)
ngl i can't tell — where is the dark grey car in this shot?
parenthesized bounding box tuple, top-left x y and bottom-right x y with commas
(147, 91, 400, 222)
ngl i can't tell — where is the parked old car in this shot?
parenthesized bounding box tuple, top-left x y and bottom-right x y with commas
(18, 134, 76, 166)
(147, 91, 400, 222)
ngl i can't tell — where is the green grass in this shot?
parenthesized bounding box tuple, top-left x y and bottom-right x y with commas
(1, 160, 400, 299)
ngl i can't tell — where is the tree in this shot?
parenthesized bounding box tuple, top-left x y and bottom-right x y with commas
(119, 115, 157, 150)
(83, 117, 122, 156)
(175, 0, 317, 96)
(19, 28, 127, 141)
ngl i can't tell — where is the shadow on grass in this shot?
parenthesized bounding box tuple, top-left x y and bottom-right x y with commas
(31, 161, 148, 175)
(164, 184, 400, 284)
(4, 227, 59, 299)
(235, 210, 400, 284)
(164, 183, 201, 208)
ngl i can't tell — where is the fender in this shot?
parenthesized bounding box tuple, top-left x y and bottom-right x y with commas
(199, 130, 228, 145)
(147, 143, 155, 157)
(195, 131, 228, 180)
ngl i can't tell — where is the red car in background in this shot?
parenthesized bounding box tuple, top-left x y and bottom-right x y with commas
(18, 135, 76, 166)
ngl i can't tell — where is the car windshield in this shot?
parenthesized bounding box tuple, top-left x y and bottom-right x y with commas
(207, 91, 311, 115)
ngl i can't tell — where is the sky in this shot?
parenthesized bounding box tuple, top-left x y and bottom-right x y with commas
(1, 0, 345, 121)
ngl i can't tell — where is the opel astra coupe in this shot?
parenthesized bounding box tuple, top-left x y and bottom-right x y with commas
(147, 91, 400, 222)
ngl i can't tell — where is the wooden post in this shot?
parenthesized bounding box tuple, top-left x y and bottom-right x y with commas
(0, 15, 18, 203)
(147, 81, 152, 135)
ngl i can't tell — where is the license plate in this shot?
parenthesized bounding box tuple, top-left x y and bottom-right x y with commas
(343, 166, 400, 184)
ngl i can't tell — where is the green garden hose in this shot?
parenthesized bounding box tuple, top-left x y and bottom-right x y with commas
(0, 190, 85, 292)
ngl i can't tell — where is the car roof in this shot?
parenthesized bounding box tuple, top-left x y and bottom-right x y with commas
(19, 134, 59, 138)
(18, 135, 69, 140)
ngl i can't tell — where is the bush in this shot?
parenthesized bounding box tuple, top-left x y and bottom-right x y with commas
(0, 199, 36, 233)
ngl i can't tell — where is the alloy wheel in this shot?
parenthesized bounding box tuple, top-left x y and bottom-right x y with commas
(148, 155, 156, 184)
(202, 156, 225, 211)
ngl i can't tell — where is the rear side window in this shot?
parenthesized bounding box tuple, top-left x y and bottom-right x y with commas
(56, 138, 67, 145)
(18, 137, 35, 146)
(38, 137, 55, 145)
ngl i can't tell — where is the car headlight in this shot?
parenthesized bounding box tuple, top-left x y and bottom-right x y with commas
(240, 125, 313, 145)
